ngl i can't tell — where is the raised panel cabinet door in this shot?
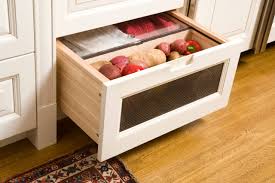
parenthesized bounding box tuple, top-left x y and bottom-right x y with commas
(0, 54, 36, 140)
(0, 0, 34, 60)
(268, 17, 275, 43)
(189, 0, 263, 51)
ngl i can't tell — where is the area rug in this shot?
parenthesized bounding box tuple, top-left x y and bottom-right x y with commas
(6, 145, 137, 183)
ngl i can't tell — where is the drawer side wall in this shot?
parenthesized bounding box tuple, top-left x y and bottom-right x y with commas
(57, 42, 104, 143)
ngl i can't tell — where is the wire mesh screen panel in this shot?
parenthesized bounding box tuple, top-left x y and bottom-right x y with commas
(120, 63, 225, 132)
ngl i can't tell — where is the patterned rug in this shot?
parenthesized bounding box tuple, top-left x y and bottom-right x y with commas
(6, 145, 137, 183)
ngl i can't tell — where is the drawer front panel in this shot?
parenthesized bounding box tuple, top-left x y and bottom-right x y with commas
(99, 37, 242, 161)
(0, 79, 14, 116)
(55, 0, 184, 37)
(0, 54, 36, 140)
(0, 0, 34, 60)
(120, 63, 224, 132)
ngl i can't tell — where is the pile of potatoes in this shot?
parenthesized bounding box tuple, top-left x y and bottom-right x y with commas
(94, 39, 202, 80)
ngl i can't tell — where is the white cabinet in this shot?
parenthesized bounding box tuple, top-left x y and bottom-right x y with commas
(0, 79, 14, 117)
(188, 0, 263, 51)
(0, 0, 34, 60)
(55, 0, 184, 37)
(268, 17, 275, 43)
(0, 54, 36, 140)
(0, 0, 10, 35)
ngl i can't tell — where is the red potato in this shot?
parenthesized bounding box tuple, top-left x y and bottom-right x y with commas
(156, 42, 171, 56)
(110, 56, 129, 71)
(171, 39, 186, 54)
(122, 64, 145, 76)
(99, 64, 122, 80)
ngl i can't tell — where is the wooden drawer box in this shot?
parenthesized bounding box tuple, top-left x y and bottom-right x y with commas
(57, 11, 242, 161)
(55, 0, 184, 37)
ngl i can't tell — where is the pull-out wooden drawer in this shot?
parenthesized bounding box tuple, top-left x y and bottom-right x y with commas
(55, 0, 184, 37)
(57, 11, 242, 161)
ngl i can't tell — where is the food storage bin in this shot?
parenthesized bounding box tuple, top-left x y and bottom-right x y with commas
(57, 11, 242, 161)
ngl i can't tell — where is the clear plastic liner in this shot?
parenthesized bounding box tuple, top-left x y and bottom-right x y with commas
(62, 13, 189, 59)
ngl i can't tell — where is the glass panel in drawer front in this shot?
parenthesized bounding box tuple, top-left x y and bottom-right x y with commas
(120, 63, 225, 132)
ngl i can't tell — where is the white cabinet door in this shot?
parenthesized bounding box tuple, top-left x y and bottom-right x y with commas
(189, 0, 263, 51)
(55, 0, 184, 37)
(0, 0, 34, 60)
(268, 17, 275, 43)
(0, 54, 36, 140)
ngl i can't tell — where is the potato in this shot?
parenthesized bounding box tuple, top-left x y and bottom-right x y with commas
(91, 61, 111, 70)
(110, 56, 129, 71)
(171, 39, 186, 54)
(168, 51, 181, 61)
(129, 49, 166, 67)
(145, 49, 167, 66)
(156, 42, 171, 56)
(129, 53, 150, 67)
(99, 64, 122, 80)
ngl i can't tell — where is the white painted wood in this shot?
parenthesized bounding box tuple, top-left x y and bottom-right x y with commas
(188, 0, 216, 29)
(28, 0, 57, 150)
(0, 54, 36, 140)
(0, 0, 9, 35)
(98, 38, 243, 161)
(189, 0, 264, 52)
(54, 0, 184, 37)
(0, 132, 28, 148)
(0, 0, 34, 60)
(0, 79, 14, 117)
(69, 0, 129, 11)
(268, 17, 275, 43)
(211, 0, 254, 36)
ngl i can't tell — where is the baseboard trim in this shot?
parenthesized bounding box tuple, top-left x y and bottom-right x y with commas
(0, 132, 28, 148)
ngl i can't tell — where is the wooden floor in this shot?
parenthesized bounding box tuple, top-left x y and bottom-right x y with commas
(1, 44, 275, 182)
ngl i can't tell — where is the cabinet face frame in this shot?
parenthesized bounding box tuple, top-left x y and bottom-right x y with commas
(0, 0, 34, 61)
(0, 54, 36, 140)
(54, 0, 184, 37)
